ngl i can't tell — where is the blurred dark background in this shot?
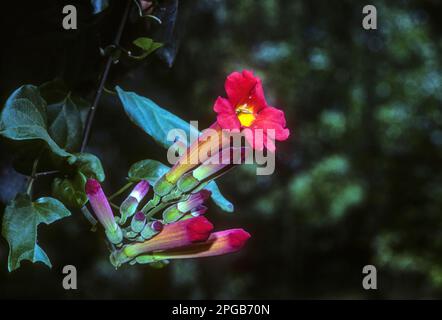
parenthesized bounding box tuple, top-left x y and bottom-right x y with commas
(1, 0, 442, 298)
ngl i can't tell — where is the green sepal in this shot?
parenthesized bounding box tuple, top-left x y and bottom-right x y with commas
(153, 175, 175, 196)
(177, 172, 200, 193)
(162, 206, 183, 223)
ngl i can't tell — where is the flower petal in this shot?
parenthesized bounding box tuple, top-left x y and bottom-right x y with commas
(253, 108, 290, 141)
(217, 113, 241, 130)
(258, 106, 287, 127)
(225, 70, 267, 111)
(213, 96, 233, 113)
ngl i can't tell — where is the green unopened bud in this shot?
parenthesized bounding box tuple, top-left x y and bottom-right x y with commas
(162, 206, 184, 223)
(177, 172, 200, 193)
(131, 212, 146, 233)
(153, 175, 175, 196)
(105, 225, 123, 245)
(119, 196, 138, 224)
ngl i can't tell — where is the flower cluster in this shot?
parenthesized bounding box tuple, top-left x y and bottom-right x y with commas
(85, 70, 288, 268)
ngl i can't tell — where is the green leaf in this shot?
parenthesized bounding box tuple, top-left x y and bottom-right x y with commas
(48, 96, 83, 151)
(2, 194, 71, 271)
(116, 86, 199, 149)
(68, 153, 105, 182)
(133, 37, 163, 59)
(116, 86, 233, 212)
(40, 79, 89, 127)
(205, 181, 234, 212)
(40, 79, 88, 152)
(52, 172, 88, 208)
(128, 159, 170, 184)
(6, 84, 47, 121)
(0, 85, 72, 158)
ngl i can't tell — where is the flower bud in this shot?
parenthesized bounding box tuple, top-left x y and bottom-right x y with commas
(120, 180, 150, 224)
(162, 191, 210, 223)
(129, 229, 251, 263)
(86, 179, 122, 244)
(177, 190, 211, 213)
(130, 211, 146, 233)
(111, 217, 214, 266)
(140, 220, 164, 240)
(193, 147, 247, 181)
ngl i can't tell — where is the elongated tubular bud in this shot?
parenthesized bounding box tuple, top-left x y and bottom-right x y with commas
(133, 229, 251, 263)
(159, 123, 231, 189)
(111, 217, 213, 267)
(194, 147, 247, 180)
(86, 179, 122, 244)
(163, 202, 207, 223)
(130, 180, 150, 201)
(120, 180, 150, 223)
(177, 147, 247, 194)
(124, 216, 213, 257)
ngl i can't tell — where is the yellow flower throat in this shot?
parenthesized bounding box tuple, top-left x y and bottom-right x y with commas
(235, 104, 255, 127)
